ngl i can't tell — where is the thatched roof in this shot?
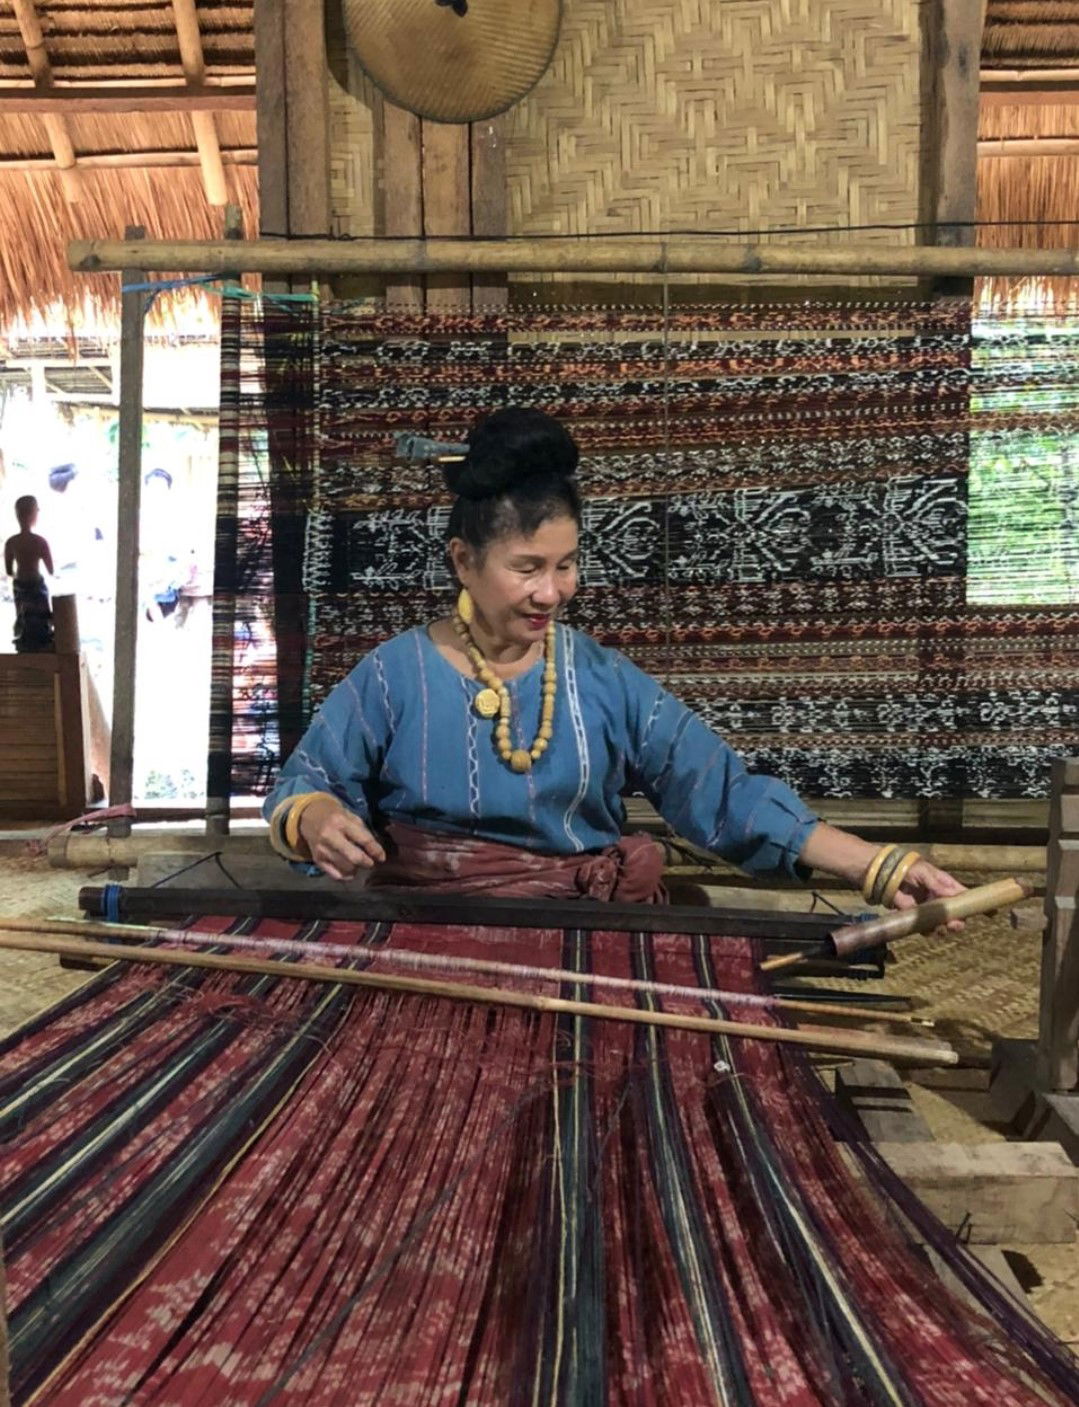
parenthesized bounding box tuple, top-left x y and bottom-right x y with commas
(984, 2, 1079, 68)
(979, 6, 1079, 311)
(0, 4, 1076, 327)
(0, 2, 255, 329)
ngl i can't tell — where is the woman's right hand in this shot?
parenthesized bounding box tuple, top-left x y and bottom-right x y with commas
(298, 797, 386, 880)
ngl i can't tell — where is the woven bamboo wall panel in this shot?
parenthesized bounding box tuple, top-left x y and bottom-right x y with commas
(505, 0, 925, 239)
(328, 10, 377, 238)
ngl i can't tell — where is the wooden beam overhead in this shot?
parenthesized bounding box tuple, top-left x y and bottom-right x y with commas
(981, 68, 1079, 106)
(0, 148, 257, 173)
(171, 0, 228, 206)
(0, 85, 257, 114)
(10, 0, 83, 201)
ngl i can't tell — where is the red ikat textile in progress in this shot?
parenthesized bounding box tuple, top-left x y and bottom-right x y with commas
(2, 919, 1076, 1405)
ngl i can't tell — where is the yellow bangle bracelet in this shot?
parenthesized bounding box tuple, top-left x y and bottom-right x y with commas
(880, 849, 923, 907)
(860, 844, 898, 905)
(284, 792, 339, 858)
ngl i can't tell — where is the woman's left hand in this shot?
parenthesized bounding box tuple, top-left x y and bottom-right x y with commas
(889, 857, 967, 930)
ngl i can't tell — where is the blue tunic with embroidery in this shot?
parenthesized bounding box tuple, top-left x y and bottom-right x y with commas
(263, 624, 819, 877)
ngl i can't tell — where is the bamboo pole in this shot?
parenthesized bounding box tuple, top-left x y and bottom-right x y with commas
(760, 878, 1033, 974)
(0, 920, 957, 1065)
(67, 238, 1079, 279)
(0, 914, 917, 1026)
(978, 138, 1079, 158)
(44, 828, 1049, 874)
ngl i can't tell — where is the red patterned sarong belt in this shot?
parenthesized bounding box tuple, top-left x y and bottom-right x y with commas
(370, 820, 666, 903)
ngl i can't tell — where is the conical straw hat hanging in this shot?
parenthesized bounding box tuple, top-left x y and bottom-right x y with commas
(343, 0, 562, 123)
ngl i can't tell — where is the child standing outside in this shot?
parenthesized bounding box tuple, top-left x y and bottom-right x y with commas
(4, 496, 55, 652)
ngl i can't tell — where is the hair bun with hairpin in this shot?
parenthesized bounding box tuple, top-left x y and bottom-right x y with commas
(442, 407, 579, 500)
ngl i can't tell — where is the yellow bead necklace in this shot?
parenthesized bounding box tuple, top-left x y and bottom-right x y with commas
(453, 614, 557, 773)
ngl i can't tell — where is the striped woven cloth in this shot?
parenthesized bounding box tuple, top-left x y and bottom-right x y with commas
(2, 917, 1077, 1405)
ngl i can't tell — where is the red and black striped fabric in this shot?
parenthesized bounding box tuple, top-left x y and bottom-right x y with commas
(2, 918, 1076, 1405)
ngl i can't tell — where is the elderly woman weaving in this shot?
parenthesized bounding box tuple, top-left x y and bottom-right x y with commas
(264, 408, 963, 912)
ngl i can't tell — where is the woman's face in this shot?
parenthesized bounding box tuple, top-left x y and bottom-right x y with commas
(453, 515, 580, 648)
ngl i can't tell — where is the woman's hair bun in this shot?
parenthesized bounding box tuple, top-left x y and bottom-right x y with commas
(443, 407, 579, 500)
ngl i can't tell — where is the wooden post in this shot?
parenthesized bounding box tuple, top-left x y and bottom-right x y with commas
(108, 229, 146, 840)
(471, 115, 508, 308)
(283, 0, 330, 238)
(251, 0, 320, 770)
(205, 207, 244, 837)
(51, 594, 79, 653)
(422, 121, 471, 310)
(923, 0, 986, 265)
(380, 101, 424, 308)
(253, 0, 289, 240)
(1038, 759, 1079, 1092)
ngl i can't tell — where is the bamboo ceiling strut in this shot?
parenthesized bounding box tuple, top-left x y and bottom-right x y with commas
(172, 0, 228, 206)
(11, 0, 83, 202)
(0, 919, 957, 1066)
(68, 237, 1079, 278)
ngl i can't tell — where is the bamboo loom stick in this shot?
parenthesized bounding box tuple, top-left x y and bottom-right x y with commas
(760, 878, 1033, 974)
(67, 237, 1079, 279)
(0, 916, 916, 1025)
(0, 922, 956, 1065)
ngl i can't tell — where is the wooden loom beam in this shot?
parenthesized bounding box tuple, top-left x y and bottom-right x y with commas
(76, 883, 843, 941)
(0, 921, 957, 1066)
(67, 238, 1079, 278)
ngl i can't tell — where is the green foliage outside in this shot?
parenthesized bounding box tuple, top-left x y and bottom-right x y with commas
(967, 318, 1079, 606)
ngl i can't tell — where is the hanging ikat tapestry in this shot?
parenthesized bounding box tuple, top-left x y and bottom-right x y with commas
(228, 298, 1079, 800)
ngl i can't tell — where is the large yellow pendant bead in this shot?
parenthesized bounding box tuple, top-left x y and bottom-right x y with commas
(474, 687, 501, 719)
(509, 749, 533, 773)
